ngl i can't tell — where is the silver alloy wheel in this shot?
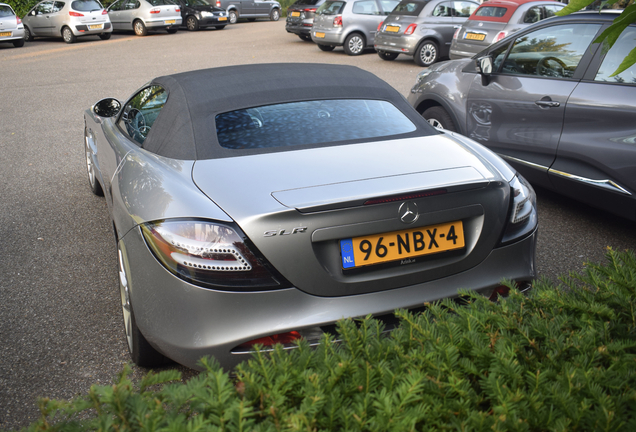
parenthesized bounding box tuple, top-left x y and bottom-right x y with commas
(270, 8, 280, 21)
(134, 20, 147, 36)
(62, 27, 74, 43)
(347, 34, 364, 55)
(186, 15, 198, 30)
(229, 10, 237, 24)
(419, 42, 437, 66)
(119, 247, 133, 353)
(85, 134, 96, 189)
(427, 118, 444, 129)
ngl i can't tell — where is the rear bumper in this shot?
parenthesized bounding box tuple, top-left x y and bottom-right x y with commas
(73, 22, 112, 35)
(374, 34, 419, 55)
(0, 27, 25, 41)
(120, 224, 537, 371)
(311, 27, 343, 45)
(146, 17, 183, 28)
(285, 22, 312, 35)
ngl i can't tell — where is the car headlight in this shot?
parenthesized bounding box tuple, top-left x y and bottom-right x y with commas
(201, 11, 212, 17)
(141, 219, 290, 291)
(499, 174, 537, 245)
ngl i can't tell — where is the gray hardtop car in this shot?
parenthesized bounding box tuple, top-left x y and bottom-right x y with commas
(214, 0, 281, 23)
(408, 10, 636, 221)
(450, 0, 565, 60)
(375, 0, 478, 66)
(311, 0, 400, 55)
(0, 3, 25, 47)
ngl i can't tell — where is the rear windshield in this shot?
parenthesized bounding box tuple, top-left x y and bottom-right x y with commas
(0, 5, 15, 17)
(147, 0, 177, 5)
(392, 1, 426, 16)
(474, 6, 507, 17)
(293, 0, 323, 5)
(316, 1, 346, 14)
(215, 100, 416, 150)
(71, 0, 104, 11)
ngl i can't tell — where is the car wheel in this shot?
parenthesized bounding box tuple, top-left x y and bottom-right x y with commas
(215, 25, 226, 30)
(298, 34, 312, 42)
(228, 10, 238, 24)
(378, 50, 398, 61)
(24, 25, 33, 42)
(99, 32, 111, 40)
(13, 39, 25, 47)
(167, 27, 178, 33)
(422, 106, 456, 132)
(270, 8, 280, 21)
(344, 32, 365, 56)
(186, 15, 199, 31)
(118, 244, 169, 368)
(134, 19, 148, 36)
(62, 26, 76, 44)
(414, 40, 439, 67)
(84, 129, 104, 196)
(317, 44, 335, 52)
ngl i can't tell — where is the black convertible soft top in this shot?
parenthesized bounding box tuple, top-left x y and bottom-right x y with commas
(143, 63, 434, 160)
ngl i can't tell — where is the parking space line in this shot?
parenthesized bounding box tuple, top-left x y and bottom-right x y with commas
(2, 35, 139, 60)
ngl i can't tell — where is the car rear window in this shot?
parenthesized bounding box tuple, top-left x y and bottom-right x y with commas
(147, 0, 177, 5)
(71, 0, 104, 11)
(316, 1, 346, 14)
(0, 5, 15, 17)
(474, 6, 507, 18)
(391, 1, 426, 15)
(215, 100, 417, 150)
(293, 0, 323, 5)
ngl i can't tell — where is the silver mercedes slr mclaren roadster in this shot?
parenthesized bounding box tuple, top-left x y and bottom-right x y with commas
(83, 63, 537, 370)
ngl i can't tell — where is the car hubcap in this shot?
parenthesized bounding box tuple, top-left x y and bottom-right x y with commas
(420, 44, 436, 65)
(118, 247, 133, 352)
(63, 29, 71, 41)
(187, 18, 195, 30)
(427, 118, 443, 129)
(272, 10, 279, 20)
(135, 22, 143, 34)
(230, 12, 236, 24)
(349, 36, 363, 54)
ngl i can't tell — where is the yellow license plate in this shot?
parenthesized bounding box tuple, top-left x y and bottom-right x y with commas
(315, 32, 325, 38)
(340, 221, 464, 269)
(89, 24, 103, 30)
(291, 11, 300, 17)
(219, 16, 227, 21)
(165, 19, 176, 24)
(385, 25, 399, 33)
(465, 32, 485, 41)
(0, 31, 11, 37)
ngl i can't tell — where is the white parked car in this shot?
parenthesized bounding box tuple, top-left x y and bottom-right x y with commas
(0, 3, 25, 47)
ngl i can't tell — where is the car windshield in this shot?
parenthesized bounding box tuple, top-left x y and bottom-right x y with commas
(293, 0, 322, 5)
(474, 6, 507, 17)
(147, 0, 177, 5)
(71, 0, 104, 11)
(391, 1, 426, 16)
(316, 1, 346, 15)
(215, 99, 417, 150)
(185, 0, 211, 5)
(0, 5, 15, 17)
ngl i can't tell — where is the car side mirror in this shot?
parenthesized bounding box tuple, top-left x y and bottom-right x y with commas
(476, 56, 493, 85)
(93, 98, 122, 118)
(31, 10, 37, 15)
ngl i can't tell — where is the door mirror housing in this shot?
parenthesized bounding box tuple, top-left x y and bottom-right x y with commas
(476, 56, 493, 75)
(93, 98, 121, 118)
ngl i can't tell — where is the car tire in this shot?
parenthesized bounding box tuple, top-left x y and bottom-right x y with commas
(134, 19, 148, 36)
(118, 244, 169, 368)
(228, 10, 238, 24)
(167, 27, 178, 33)
(186, 15, 199, 31)
(13, 39, 25, 47)
(270, 8, 280, 21)
(99, 32, 111, 40)
(317, 44, 335, 52)
(62, 26, 76, 44)
(298, 34, 312, 42)
(215, 25, 226, 30)
(343, 32, 365, 56)
(84, 129, 104, 196)
(422, 106, 456, 131)
(24, 25, 33, 42)
(414, 40, 439, 67)
(378, 50, 398, 61)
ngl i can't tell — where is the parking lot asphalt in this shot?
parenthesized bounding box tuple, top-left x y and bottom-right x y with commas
(1, 20, 635, 430)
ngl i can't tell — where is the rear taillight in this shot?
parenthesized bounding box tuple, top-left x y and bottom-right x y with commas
(304, 7, 316, 12)
(102, 9, 107, 14)
(175, 7, 180, 12)
(333, 15, 342, 27)
(150, 8, 160, 13)
(452, 27, 461, 40)
(493, 31, 507, 42)
(69, 11, 84, 16)
(377, 20, 384, 32)
(141, 219, 289, 291)
(404, 23, 417, 35)
(16, 16, 22, 24)
(216, 0, 221, 6)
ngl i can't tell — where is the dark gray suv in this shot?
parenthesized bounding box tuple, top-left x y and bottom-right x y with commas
(408, 11, 636, 221)
(214, 0, 281, 23)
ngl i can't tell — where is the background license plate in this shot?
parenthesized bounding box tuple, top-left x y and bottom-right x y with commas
(315, 32, 325, 38)
(0, 31, 11, 37)
(291, 11, 300, 16)
(219, 16, 227, 21)
(165, 19, 176, 24)
(89, 24, 103, 30)
(385, 25, 399, 33)
(340, 221, 464, 269)
(465, 33, 485, 41)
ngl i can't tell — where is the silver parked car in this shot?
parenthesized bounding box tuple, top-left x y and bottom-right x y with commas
(23, 0, 112, 43)
(0, 3, 25, 47)
(107, 0, 182, 36)
(374, 0, 478, 66)
(409, 11, 636, 221)
(311, 0, 400, 55)
(450, 0, 565, 60)
(214, 0, 281, 24)
(84, 63, 537, 370)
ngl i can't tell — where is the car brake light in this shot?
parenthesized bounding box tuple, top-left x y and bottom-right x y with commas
(333, 15, 342, 27)
(216, 0, 221, 6)
(304, 7, 316, 12)
(69, 11, 84, 16)
(493, 31, 507, 42)
(453, 27, 461, 40)
(16, 16, 22, 24)
(150, 8, 160, 13)
(377, 20, 384, 32)
(404, 23, 417, 35)
(102, 9, 107, 14)
(175, 7, 180, 12)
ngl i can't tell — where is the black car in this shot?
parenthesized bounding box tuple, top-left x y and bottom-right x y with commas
(179, 0, 228, 30)
(408, 11, 636, 221)
(285, 0, 326, 41)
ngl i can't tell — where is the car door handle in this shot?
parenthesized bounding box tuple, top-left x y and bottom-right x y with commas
(535, 100, 560, 108)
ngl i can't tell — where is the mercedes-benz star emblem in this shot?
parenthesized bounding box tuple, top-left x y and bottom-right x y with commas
(398, 202, 419, 224)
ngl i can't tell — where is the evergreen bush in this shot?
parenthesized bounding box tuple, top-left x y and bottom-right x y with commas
(19, 249, 636, 431)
